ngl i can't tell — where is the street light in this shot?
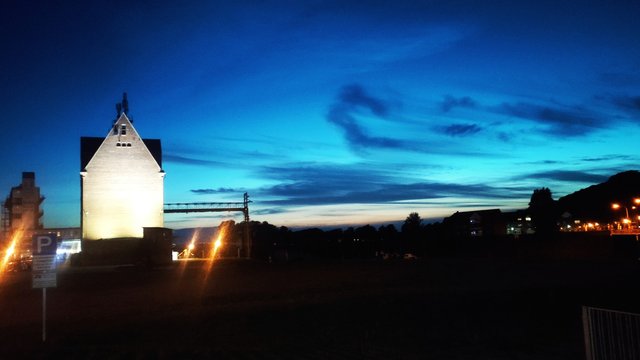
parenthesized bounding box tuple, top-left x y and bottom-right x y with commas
(611, 203, 629, 219)
(612, 198, 640, 230)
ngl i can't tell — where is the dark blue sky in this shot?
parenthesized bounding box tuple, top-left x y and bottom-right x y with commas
(1, 0, 639, 229)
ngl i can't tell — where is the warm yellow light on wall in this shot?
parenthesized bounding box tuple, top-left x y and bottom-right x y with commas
(82, 114, 164, 240)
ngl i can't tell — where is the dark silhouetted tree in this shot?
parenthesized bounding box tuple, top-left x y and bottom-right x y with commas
(402, 212, 422, 232)
(379, 224, 399, 255)
(355, 225, 378, 258)
(528, 187, 558, 238)
(402, 212, 422, 254)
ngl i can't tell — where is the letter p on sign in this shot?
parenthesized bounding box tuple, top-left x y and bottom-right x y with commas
(32, 234, 57, 255)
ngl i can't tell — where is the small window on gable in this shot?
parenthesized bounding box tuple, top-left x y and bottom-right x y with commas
(113, 125, 118, 135)
(127, 143, 132, 147)
(120, 124, 127, 136)
(116, 143, 121, 147)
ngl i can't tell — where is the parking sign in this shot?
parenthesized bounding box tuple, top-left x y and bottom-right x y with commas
(32, 234, 57, 255)
(32, 234, 58, 289)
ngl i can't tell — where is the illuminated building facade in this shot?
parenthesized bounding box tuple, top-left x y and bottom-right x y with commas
(80, 96, 164, 240)
(2, 172, 45, 242)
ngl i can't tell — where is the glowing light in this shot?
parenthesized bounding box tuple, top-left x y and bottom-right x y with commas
(1, 229, 23, 273)
(211, 236, 223, 257)
(179, 229, 199, 260)
(622, 218, 631, 224)
(3, 242, 15, 265)
(612, 203, 621, 210)
(210, 224, 228, 259)
(201, 221, 232, 287)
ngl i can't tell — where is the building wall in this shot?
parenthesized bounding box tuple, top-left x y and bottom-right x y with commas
(3, 172, 43, 243)
(81, 115, 164, 240)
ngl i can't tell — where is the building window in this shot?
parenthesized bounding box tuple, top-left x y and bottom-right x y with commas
(127, 143, 132, 147)
(120, 124, 127, 136)
(116, 143, 121, 147)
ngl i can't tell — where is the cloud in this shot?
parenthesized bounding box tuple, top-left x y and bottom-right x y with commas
(191, 188, 236, 195)
(441, 95, 476, 112)
(517, 170, 608, 183)
(326, 85, 501, 156)
(164, 154, 226, 167)
(581, 155, 635, 163)
(257, 162, 527, 207)
(260, 162, 392, 198)
(500, 102, 602, 137)
(612, 95, 640, 112)
(442, 123, 482, 137)
(261, 181, 526, 207)
(327, 84, 405, 151)
(251, 208, 288, 216)
(339, 84, 389, 117)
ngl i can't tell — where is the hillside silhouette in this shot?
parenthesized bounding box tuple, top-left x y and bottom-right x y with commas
(558, 170, 640, 222)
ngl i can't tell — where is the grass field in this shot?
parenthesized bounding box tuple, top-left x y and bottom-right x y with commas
(1, 258, 639, 359)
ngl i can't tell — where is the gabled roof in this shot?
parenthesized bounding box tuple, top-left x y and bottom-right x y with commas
(80, 137, 162, 171)
(80, 112, 162, 171)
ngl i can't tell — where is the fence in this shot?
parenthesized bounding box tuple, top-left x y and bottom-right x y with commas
(583, 306, 640, 360)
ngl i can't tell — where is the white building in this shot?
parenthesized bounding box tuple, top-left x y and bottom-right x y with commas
(80, 96, 164, 240)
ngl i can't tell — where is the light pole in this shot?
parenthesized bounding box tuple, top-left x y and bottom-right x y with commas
(611, 198, 640, 231)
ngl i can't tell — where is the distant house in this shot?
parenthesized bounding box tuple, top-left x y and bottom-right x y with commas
(80, 95, 164, 240)
(503, 210, 535, 237)
(443, 209, 506, 238)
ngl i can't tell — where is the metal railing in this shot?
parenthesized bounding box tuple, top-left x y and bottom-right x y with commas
(583, 306, 640, 360)
(610, 228, 640, 236)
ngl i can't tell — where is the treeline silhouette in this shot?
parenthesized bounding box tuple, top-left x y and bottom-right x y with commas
(208, 212, 637, 262)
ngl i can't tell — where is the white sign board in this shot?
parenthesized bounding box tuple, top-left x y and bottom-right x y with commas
(33, 255, 56, 272)
(33, 271, 57, 288)
(33, 235, 57, 255)
(32, 234, 58, 289)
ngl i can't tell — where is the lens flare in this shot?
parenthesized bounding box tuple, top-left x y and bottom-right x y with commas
(1, 229, 24, 273)
(201, 221, 232, 289)
(180, 229, 199, 260)
(212, 237, 222, 257)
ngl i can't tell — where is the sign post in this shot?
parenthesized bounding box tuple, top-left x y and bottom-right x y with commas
(32, 234, 57, 342)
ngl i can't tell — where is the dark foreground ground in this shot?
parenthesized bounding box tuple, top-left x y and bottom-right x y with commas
(1, 257, 639, 359)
